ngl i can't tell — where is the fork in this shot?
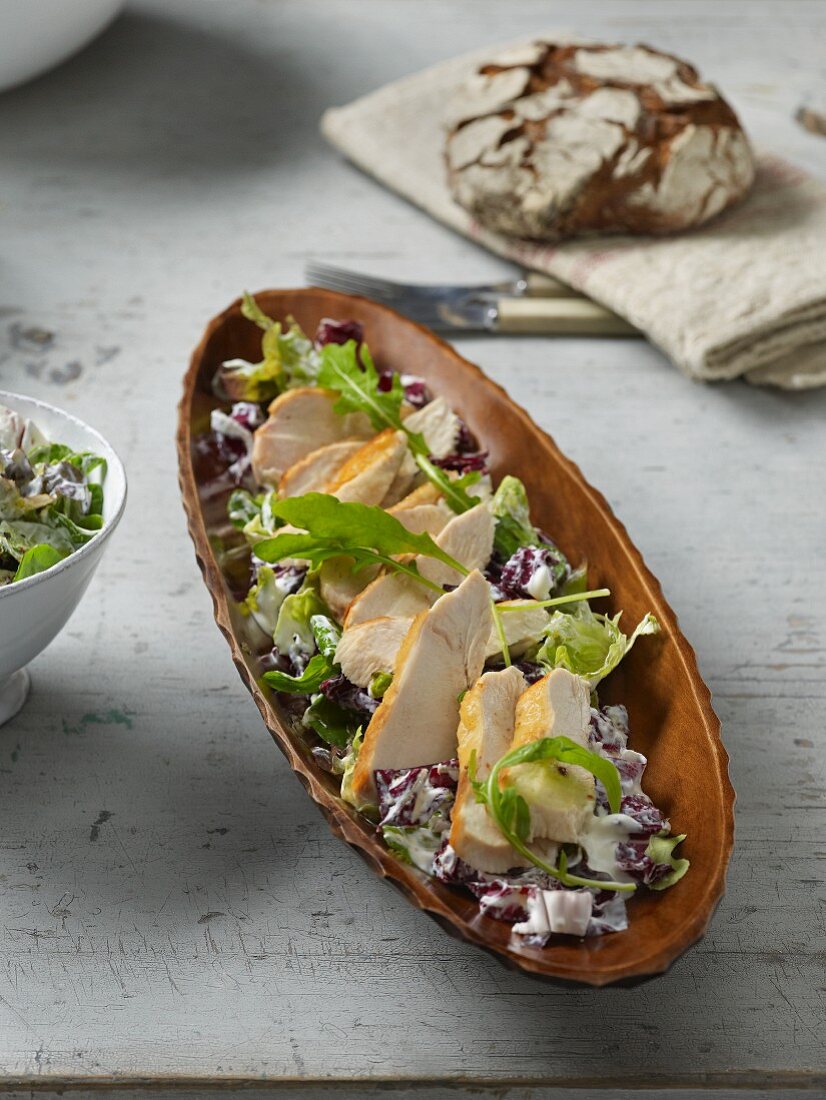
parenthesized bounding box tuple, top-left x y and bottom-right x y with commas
(305, 261, 580, 303)
(305, 261, 637, 336)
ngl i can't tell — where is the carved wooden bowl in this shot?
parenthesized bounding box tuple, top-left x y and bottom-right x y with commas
(177, 289, 734, 986)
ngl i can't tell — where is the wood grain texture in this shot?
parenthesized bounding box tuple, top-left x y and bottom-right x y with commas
(0, 0, 823, 1090)
(178, 288, 732, 986)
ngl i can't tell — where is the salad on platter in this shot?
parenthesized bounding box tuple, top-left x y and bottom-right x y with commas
(195, 294, 689, 945)
(0, 404, 107, 587)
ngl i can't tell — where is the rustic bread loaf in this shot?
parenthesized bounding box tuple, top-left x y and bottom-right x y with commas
(445, 40, 755, 240)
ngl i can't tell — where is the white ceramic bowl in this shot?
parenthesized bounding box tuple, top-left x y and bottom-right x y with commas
(0, 392, 127, 725)
(0, 0, 124, 94)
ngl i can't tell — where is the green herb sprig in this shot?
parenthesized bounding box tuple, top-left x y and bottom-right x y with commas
(471, 736, 636, 894)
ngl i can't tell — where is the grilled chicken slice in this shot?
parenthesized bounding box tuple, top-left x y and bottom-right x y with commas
(350, 570, 492, 804)
(317, 557, 379, 621)
(389, 501, 453, 537)
(279, 440, 365, 498)
(418, 503, 495, 587)
(334, 616, 412, 688)
(390, 482, 444, 510)
(343, 571, 430, 629)
(344, 502, 495, 628)
(449, 667, 527, 872)
(506, 669, 595, 843)
(252, 387, 372, 486)
(404, 396, 461, 458)
(325, 429, 409, 506)
(380, 450, 421, 508)
(483, 601, 549, 660)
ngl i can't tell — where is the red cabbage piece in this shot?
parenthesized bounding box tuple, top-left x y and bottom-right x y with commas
(192, 432, 251, 491)
(615, 839, 674, 886)
(229, 401, 264, 431)
(315, 318, 364, 347)
(320, 674, 379, 720)
(376, 760, 459, 830)
(620, 793, 669, 835)
(498, 545, 569, 601)
(430, 451, 489, 474)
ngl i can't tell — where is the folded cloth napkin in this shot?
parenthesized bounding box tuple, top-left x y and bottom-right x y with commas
(321, 41, 826, 389)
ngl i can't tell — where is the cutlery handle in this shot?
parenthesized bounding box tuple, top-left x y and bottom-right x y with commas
(524, 272, 580, 298)
(496, 297, 638, 336)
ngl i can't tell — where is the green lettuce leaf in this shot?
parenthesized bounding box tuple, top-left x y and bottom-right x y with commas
(227, 489, 263, 530)
(217, 294, 318, 400)
(272, 573, 331, 661)
(310, 614, 342, 660)
(537, 603, 660, 688)
(13, 543, 67, 581)
(338, 728, 377, 816)
(490, 475, 539, 559)
(382, 825, 442, 873)
(263, 653, 332, 694)
(647, 834, 690, 891)
(241, 566, 288, 636)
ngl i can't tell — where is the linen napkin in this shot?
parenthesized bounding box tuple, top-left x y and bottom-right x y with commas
(321, 41, 826, 389)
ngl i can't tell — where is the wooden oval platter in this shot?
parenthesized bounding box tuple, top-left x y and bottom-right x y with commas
(176, 288, 734, 986)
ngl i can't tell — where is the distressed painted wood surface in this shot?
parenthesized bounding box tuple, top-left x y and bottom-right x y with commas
(0, 0, 823, 1092)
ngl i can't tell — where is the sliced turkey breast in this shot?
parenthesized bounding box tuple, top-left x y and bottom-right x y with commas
(505, 669, 595, 843)
(325, 429, 409, 506)
(350, 570, 492, 804)
(334, 616, 413, 688)
(252, 387, 372, 487)
(404, 396, 461, 458)
(449, 666, 526, 872)
(279, 440, 365, 498)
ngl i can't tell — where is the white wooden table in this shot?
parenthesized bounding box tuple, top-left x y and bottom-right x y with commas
(0, 1, 824, 1096)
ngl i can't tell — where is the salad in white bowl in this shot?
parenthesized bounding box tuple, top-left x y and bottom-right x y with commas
(195, 296, 688, 945)
(0, 393, 126, 725)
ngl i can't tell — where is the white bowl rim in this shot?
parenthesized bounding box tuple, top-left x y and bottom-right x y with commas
(0, 389, 127, 598)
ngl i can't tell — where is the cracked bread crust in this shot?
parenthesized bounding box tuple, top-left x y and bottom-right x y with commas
(445, 40, 755, 240)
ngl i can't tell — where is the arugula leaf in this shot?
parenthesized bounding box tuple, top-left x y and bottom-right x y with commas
(255, 493, 468, 594)
(13, 543, 67, 581)
(302, 695, 354, 747)
(263, 653, 333, 694)
(315, 340, 478, 514)
(647, 834, 690, 891)
(537, 603, 660, 688)
(471, 736, 636, 894)
(317, 341, 405, 432)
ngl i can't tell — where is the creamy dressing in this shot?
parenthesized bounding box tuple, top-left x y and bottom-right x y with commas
(526, 563, 554, 601)
(580, 812, 641, 881)
(210, 408, 254, 454)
